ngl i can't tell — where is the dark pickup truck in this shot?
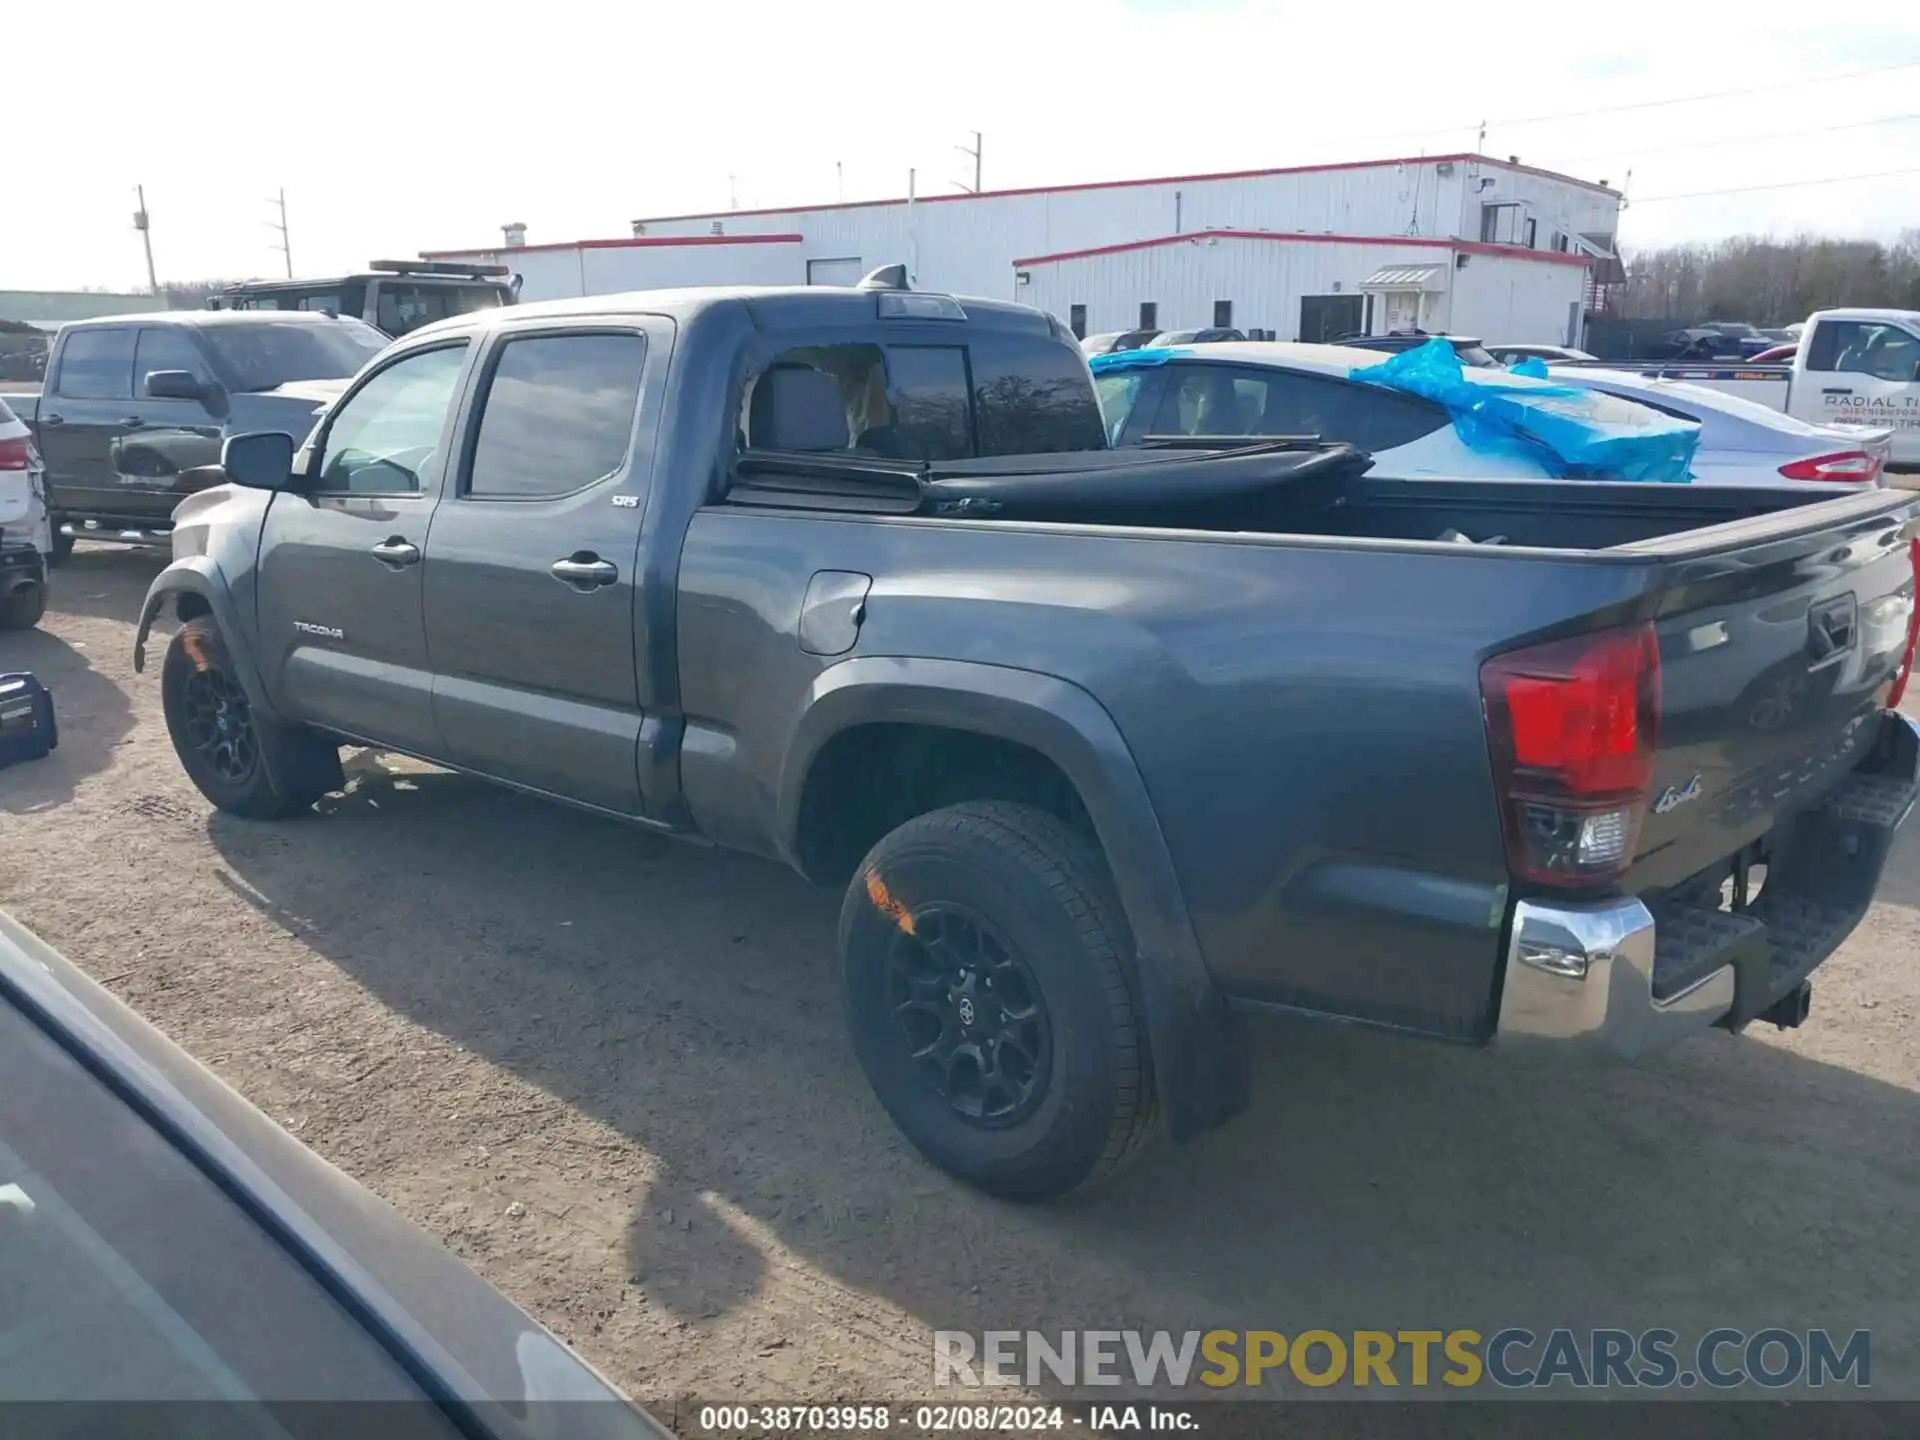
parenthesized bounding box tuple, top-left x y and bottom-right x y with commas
(18, 310, 386, 558)
(133, 274, 1920, 1199)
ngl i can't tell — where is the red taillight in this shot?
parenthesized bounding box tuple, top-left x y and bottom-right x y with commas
(1481, 623, 1661, 887)
(1778, 450, 1880, 484)
(0, 436, 30, 471)
(1887, 538, 1920, 710)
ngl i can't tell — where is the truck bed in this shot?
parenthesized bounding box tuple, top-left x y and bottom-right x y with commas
(689, 453, 1919, 1039)
(731, 440, 1888, 552)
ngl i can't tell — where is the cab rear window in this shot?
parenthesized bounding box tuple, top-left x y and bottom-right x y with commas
(741, 335, 1102, 461)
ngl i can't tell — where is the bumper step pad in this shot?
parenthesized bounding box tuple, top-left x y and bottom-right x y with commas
(1652, 765, 1917, 1029)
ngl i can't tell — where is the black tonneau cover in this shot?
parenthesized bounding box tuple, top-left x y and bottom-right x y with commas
(730, 439, 1371, 522)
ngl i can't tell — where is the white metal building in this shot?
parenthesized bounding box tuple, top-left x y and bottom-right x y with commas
(420, 234, 805, 302)
(423, 152, 1621, 344)
(1017, 231, 1594, 345)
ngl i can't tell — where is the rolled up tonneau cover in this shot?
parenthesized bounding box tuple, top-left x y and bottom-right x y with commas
(916, 440, 1372, 520)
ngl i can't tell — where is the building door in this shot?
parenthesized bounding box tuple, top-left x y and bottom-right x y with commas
(1383, 291, 1421, 334)
(1297, 294, 1363, 344)
(806, 258, 865, 286)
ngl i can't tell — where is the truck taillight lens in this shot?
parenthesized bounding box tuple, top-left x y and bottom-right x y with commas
(0, 437, 31, 471)
(1887, 539, 1920, 710)
(1481, 623, 1661, 887)
(1778, 451, 1880, 484)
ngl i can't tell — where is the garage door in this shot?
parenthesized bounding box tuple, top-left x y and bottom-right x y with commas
(806, 257, 865, 286)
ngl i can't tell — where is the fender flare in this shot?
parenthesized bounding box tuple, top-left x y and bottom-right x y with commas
(779, 656, 1247, 1140)
(132, 557, 280, 720)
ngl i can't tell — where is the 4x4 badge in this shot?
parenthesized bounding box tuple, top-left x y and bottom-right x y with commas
(1653, 774, 1704, 814)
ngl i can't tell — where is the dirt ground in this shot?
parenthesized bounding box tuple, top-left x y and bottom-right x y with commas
(2, 547, 1919, 1407)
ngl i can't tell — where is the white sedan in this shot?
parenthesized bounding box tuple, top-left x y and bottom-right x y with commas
(1090, 342, 1882, 490)
(1544, 368, 1894, 488)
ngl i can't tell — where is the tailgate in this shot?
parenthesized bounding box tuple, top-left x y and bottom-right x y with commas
(1629, 501, 1917, 898)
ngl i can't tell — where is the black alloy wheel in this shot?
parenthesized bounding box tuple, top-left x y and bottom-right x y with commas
(884, 903, 1054, 1127)
(178, 664, 259, 785)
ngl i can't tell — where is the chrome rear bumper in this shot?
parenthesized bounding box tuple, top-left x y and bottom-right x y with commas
(1497, 710, 1919, 1059)
(1497, 896, 1734, 1058)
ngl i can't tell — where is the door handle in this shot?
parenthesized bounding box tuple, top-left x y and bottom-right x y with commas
(370, 537, 421, 569)
(120, 416, 146, 429)
(550, 553, 618, 591)
(1821, 387, 1854, 396)
(39, 414, 63, 427)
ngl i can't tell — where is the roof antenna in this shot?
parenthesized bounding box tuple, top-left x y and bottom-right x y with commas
(857, 263, 909, 291)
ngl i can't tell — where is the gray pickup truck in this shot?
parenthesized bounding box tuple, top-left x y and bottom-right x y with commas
(133, 275, 1920, 1199)
(20, 310, 385, 557)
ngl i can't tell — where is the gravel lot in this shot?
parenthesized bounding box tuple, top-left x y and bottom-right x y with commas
(2, 547, 1918, 1407)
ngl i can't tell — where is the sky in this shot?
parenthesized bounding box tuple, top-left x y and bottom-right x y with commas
(7, 0, 1920, 292)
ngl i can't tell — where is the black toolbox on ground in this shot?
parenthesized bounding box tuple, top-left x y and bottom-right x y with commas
(0, 673, 57, 769)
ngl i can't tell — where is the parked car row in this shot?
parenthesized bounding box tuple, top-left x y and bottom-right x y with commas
(1081, 325, 1248, 355)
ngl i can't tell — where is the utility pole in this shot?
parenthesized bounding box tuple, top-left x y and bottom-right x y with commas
(132, 185, 159, 295)
(953, 131, 982, 193)
(728, 174, 739, 210)
(267, 188, 293, 277)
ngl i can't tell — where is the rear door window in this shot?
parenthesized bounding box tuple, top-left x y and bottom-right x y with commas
(55, 327, 136, 399)
(465, 332, 646, 498)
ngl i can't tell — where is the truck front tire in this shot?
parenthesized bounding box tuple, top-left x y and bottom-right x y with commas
(840, 801, 1156, 1200)
(161, 617, 343, 819)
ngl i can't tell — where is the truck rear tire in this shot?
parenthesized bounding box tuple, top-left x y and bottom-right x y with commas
(47, 529, 73, 567)
(0, 582, 46, 630)
(160, 617, 343, 820)
(840, 801, 1156, 1200)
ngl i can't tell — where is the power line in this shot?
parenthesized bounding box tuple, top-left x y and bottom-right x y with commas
(1318, 58, 1920, 156)
(1632, 166, 1920, 203)
(1553, 110, 1920, 167)
(1486, 58, 1920, 131)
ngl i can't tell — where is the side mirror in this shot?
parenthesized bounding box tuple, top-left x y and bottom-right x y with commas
(145, 369, 206, 401)
(222, 431, 298, 491)
(147, 369, 232, 420)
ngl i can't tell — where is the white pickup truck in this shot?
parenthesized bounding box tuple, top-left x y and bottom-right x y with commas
(1574, 308, 1920, 469)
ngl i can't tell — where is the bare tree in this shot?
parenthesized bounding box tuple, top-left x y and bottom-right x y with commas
(1619, 235, 1920, 323)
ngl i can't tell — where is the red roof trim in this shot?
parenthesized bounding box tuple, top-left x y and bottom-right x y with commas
(1013, 230, 1593, 269)
(630, 153, 1620, 226)
(420, 232, 804, 259)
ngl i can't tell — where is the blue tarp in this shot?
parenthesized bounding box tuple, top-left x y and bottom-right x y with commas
(1088, 348, 1189, 373)
(1351, 338, 1698, 483)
